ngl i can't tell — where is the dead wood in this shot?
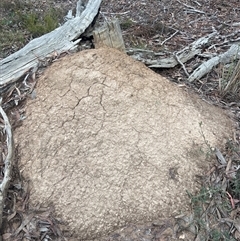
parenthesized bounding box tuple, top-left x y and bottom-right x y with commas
(127, 32, 240, 84)
(0, 0, 102, 94)
(127, 32, 217, 68)
(0, 99, 14, 229)
(93, 19, 125, 52)
(188, 44, 240, 82)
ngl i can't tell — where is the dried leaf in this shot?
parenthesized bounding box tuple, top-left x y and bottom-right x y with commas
(215, 148, 227, 165)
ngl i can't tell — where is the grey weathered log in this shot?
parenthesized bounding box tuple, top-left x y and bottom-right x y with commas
(128, 32, 217, 68)
(0, 100, 14, 230)
(0, 0, 102, 94)
(93, 19, 125, 52)
(188, 44, 240, 82)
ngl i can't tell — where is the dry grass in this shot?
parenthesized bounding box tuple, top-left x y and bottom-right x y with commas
(219, 58, 240, 100)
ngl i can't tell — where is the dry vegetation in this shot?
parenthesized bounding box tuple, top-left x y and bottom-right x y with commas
(0, 0, 240, 240)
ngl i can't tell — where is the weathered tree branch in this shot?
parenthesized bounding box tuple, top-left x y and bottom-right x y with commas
(0, 0, 102, 94)
(0, 99, 14, 229)
(188, 44, 240, 82)
(128, 32, 217, 68)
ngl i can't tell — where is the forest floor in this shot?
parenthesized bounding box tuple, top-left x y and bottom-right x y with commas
(0, 0, 240, 240)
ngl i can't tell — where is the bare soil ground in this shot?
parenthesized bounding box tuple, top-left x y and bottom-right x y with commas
(0, 0, 240, 240)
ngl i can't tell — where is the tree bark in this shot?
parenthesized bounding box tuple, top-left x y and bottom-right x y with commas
(93, 19, 125, 52)
(188, 44, 240, 82)
(128, 32, 217, 68)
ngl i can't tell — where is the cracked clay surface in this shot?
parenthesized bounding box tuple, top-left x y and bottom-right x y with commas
(15, 48, 234, 239)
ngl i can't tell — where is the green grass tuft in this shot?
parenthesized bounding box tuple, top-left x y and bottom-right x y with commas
(19, 9, 60, 38)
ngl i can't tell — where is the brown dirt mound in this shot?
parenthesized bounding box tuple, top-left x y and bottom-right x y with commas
(15, 48, 234, 239)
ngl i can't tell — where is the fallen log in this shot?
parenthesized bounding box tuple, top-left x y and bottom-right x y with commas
(0, 0, 102, 94)
(127, 32, 217, 68)
(188, 44, 240, 82)
(128, 33, 240, 83)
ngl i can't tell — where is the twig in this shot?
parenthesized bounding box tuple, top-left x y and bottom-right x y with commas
(176, 0, 205, 14)
(232, 22, 240, 27)
(217, 20, 240, 28)
(208, 41, 229, 49)
(161, 30, 179, 46)
(14, 213, 35, 236)
(174, 53, 190, 77)
(189, 16, 206, 25)
(231, 36, 240, 42)
(100, 11, 130, 15)
(226, 191, 235, 209)
(218, 30, 240, 40)
(185, 9, 205, 14)
(208, 37, 240, 49)
(193, 1, 201, 6)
